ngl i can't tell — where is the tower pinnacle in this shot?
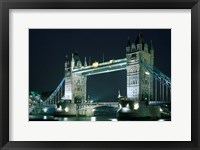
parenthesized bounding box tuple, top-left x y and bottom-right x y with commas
(127, 36, 131, 47)
(84, 57, 87, 67)
(150, 40, 154, 50)
(118, 90, 121, 98)
(71, 53, 75, 69)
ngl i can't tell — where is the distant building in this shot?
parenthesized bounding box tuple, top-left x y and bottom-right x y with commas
(29, 91, 42, 106)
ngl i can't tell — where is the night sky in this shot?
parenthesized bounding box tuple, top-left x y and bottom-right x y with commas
(29, 29, 171, 102)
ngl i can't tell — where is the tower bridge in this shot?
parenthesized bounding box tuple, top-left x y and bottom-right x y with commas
(44, 33, 171, 108)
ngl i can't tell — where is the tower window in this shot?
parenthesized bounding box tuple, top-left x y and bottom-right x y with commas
(131, 54, 136, 59)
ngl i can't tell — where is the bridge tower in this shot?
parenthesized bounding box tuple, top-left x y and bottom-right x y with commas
(64, 55, 73, 101)
(64, 53, 87, 103)
(126, 33, 154, 101)
(71, 53, 87, 103)
(126, 36, 140, 100)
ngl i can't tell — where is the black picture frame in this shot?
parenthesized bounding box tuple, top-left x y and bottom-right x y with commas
(0, 0, 199, 150)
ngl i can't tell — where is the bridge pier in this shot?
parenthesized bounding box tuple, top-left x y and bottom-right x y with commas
(118, 100, 161, 120)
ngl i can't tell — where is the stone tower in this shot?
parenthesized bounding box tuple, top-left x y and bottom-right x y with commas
(126, 33, 154, 101)
(64, 55, 73, 100)
(64, 53, 87, 103)
(71, 53, 87, 103)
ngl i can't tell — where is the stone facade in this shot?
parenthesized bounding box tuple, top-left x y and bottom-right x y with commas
(64, 61, 73, 100)
(64, 53, 87, 103)
(126, 33, 154, 101)
(72, 73, 87, 103)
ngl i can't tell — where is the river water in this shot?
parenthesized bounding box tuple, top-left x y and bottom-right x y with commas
(29, 115, 169, 121)
(29, 115, 118, 121)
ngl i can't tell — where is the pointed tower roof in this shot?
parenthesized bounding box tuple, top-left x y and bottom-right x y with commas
(71, 53, 74, 62)
(84, 57, 87, 67)
(127, 36, 131, 47)
(150, 40, 154, 50)
(118, 90, 121, 98)
(135, 33, 145, 45)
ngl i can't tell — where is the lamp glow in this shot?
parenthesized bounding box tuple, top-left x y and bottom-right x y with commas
(43, 108, 48, 112)
(57, 105, 62, 111)
(92, 61, 98, 67)
(111, 119, 117, 121)
(119, 104, 122, 109)
(65, 107, 69, 112)
(145, 71, 150, 75)
(109, 60, 113, 64)
(134, 103, 139, 110)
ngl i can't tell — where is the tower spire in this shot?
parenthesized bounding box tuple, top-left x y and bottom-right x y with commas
(89, 57, 91, 65)
(127, 36, 131, 47)
(118, 90, 121, 98)
(84, 57, 87, 67)
(71, 53, 74, 69)
(71, 53, 74, 62)
(126, 36, 131, 53)
(135, 32, 144, 44)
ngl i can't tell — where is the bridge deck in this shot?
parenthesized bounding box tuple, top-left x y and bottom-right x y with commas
(72, 58, 127, 76)
(148, 101, 171, 106)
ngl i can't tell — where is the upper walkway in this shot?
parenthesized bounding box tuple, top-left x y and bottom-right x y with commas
(72, 58, 127, 76)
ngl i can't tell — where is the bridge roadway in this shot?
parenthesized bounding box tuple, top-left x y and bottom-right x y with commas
(72, 58, 127, 76)
(76, 101, 170, 110)
(148, 100, 171, 106)
(43, 100, 169, 108)
(77, 102, 119, 109)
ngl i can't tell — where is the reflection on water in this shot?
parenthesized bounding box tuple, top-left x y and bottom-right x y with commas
(29, 115, 169, 121)
(29, 115, 118, 121)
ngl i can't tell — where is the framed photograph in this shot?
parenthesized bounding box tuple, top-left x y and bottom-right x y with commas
(0, 0, 199, 149)
(29, 29, 171, 122)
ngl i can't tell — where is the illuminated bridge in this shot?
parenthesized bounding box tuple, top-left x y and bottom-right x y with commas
(44, 33, 171, 107)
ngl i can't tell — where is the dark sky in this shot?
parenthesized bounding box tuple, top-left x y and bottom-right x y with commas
(29, 29, 171, 101)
